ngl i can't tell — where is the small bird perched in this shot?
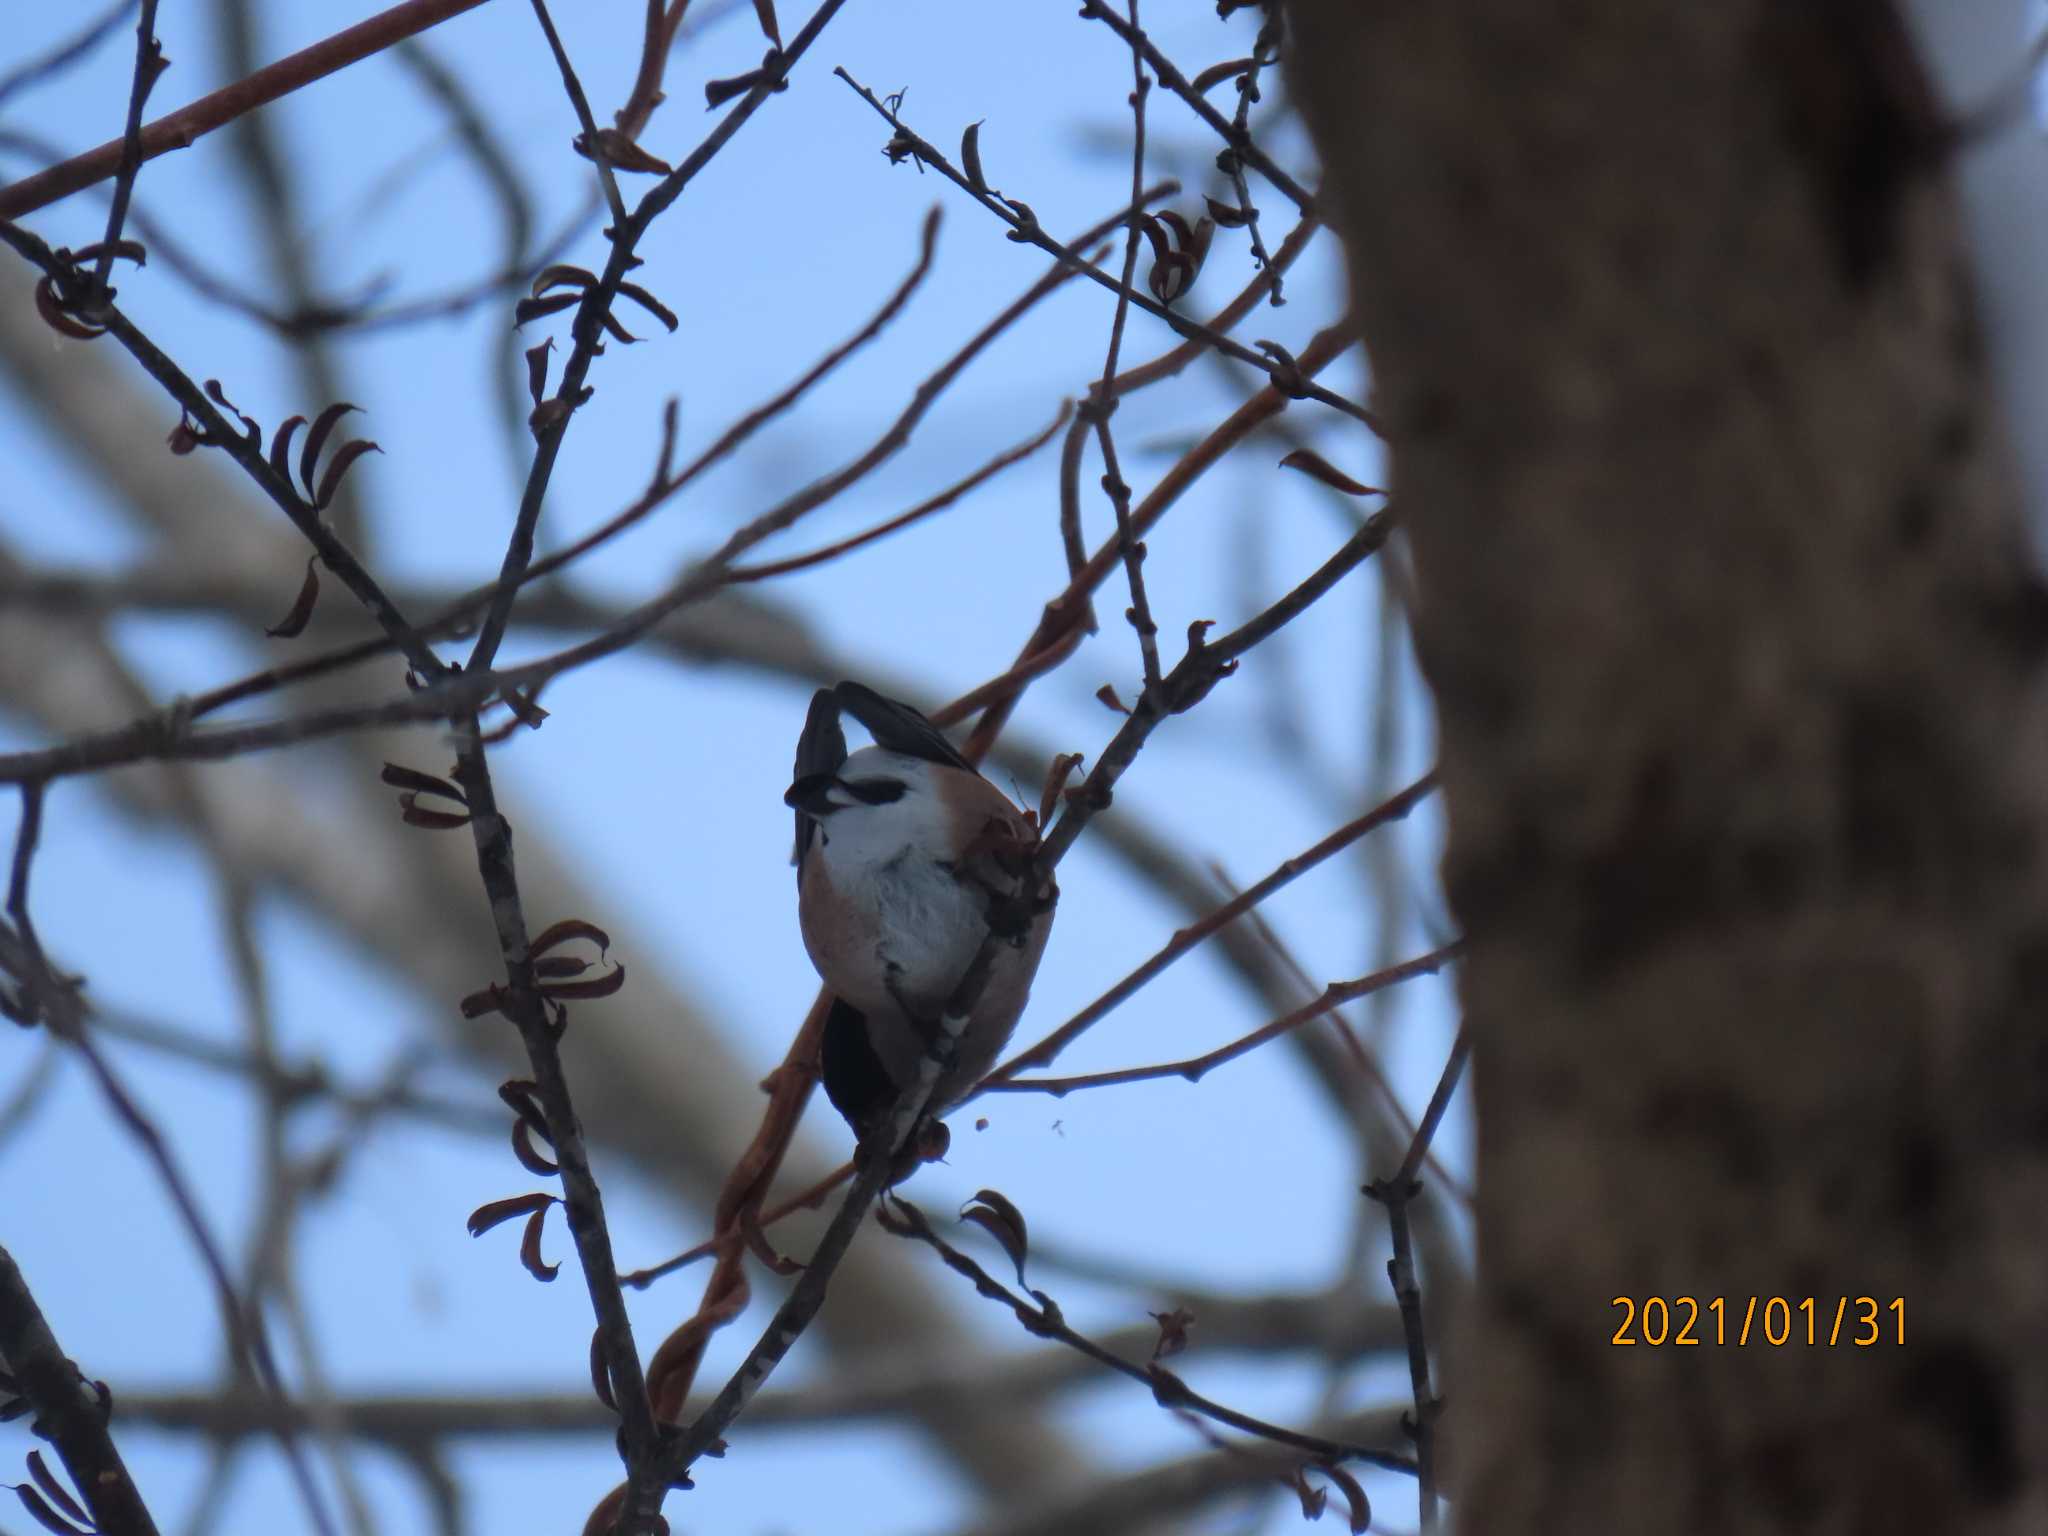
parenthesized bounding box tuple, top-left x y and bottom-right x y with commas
(786, 682, 1056, 1148)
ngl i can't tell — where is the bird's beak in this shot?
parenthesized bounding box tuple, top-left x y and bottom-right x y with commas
(784, 773, 842, 814)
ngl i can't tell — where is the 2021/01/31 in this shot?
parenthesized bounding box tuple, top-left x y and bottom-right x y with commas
(1610, 1295, 1905, 1346)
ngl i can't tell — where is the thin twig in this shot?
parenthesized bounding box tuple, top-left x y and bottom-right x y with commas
(988, 769, 1438, 1082)
(834, 69, 1372, 428)
(90, 1011, 500, 1134)
(447, 717, 660, 1507)
(987, 943, 1461, 1097)
(946, 322, 1357, 757)
(0, 0, 494, 219)
(1364, 1023, 1470, 1534)
(1222, 9, 1283, 306)
(0, 220, 445, 680)
(466, 0, 851, 675)
(619, 1162, 853, 1290)
(878, 1196, 1416, 1475)
(1040, 508, 1397, 870)
(1075, 0, 1315, 215)
(527, 0, 626, 226)
(1396, 1023, 1471, 1191)
(1093, 0, 1165, 691)
(729, 402, 1073, 582)
(2, 793, 339, 1536)
(89, 0, 161, 296)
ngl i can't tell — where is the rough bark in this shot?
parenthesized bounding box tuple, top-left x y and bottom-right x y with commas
(1285, 3, 2048, 1533)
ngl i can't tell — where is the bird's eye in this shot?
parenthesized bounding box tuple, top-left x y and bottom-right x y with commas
(842, 777, 908, 805)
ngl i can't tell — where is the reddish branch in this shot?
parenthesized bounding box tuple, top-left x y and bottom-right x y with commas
(948, 322, 1358, 758)
(0, 0, 494, 220)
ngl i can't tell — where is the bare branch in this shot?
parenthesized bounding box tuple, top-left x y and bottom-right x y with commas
(0, 0, 495, 220)
(989, 943, 1461, 1097)
(0, 1244, 162, 1536)
(990, 770, 1439, 1082)
(832, 68, 1372, 427)
(878, 1196, 1415, 1475)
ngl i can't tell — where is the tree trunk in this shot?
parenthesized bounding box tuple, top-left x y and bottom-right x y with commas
(1284, 3, 2048, 1531)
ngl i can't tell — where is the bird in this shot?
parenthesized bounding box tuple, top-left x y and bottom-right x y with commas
(785, 681, 1056, 1148)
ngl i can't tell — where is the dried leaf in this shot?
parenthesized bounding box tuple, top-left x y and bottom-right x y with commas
(1135, 212, 1172, 267)
(520, 1204, 560, 1281)
(1037, 751, 1083, 831)
(704, 69, 762, 109)
(1277, 449, 1380, 497)
(165, 417, 202, 454)
(574, 130, 671, 175)
(1149, 251, 1194, 304)
(1149, 1305, 1195, 1361)
(312, 438, 381, 510)
(380, 763, 467, 805)
(1190, 56, 1255, 94)
(204, 379, 261, 445)
(959, 1189, 1029, 1285)
(616, 281, 679, 333)
(532, 919, 612, 958)
(515, 291, 582, 327)
(1096, 683, 1130, 715)
(1204, 194, 1251, 228)
(398, 796, 469, 828)
(497, 1078, 547, 1130)
(1317, 1465, 1371, 1533)
(512, 1117, 559, 1175)
(34, 276, 104, 339)
(583, 1486, 627, 1536)
(751, 0, 781, 47)
(26, 1452, 86, 1526)
(1291, 1470, 1328, 1524)
(536, 963, 626, 1001)
(961, 120, 987, 191)
(70, 238, 147, 269)
(524, 340, 553, 409)
(12, 1484, 90, 1536)
(466, 1190, 554, 1237)
(534, 955, 588, 980)
(300, 402, 361, 495)
(530, 264, 596, 298)
(0, 1397, 27, 1424)
(264, 557, 321, 638)
(598, 310, 640, 345)
(268, 414, 306, 479)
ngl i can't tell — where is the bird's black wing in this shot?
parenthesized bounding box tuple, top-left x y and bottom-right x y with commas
(791, 688, 847, 866)
(831, 681, 977, 775)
